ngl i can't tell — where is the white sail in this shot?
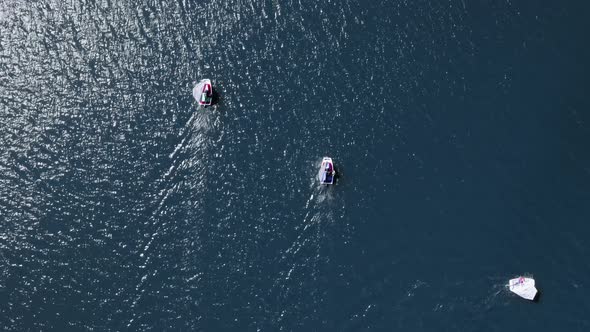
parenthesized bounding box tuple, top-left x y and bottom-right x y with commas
(509, 277, 537, 300)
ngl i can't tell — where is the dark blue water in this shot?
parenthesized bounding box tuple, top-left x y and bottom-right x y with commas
(2, 1, 590, 331)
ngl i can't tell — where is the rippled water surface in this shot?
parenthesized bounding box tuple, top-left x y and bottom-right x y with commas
(2, 1, 590, 330)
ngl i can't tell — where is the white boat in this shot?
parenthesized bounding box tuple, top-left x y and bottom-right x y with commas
(508, 276, 538, 300)
(318, 157, 335, 185)
(193, 79, 212, 106)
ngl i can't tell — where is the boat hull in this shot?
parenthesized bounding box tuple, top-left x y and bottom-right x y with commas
(509, 277, 537, 300)
(193, 79, 212, 106)
(319, 157, 335, 185)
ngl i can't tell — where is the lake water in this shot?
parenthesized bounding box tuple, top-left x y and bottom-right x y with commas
(1, 0, 590, 330)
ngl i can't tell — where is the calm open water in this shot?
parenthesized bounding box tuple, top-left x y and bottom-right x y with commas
(1, 1, 590, 331)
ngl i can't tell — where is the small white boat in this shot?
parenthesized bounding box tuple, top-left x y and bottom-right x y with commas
(508, 276, 538, 301)
(318, 157, 335, 185)
(193, 79, 212, 106)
